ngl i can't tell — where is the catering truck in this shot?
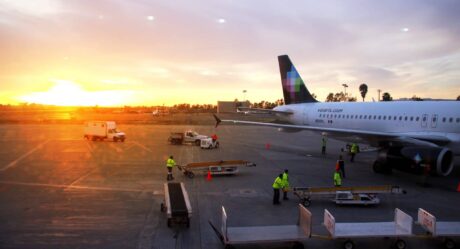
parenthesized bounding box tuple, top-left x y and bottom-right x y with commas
(84, 121, 126, 142)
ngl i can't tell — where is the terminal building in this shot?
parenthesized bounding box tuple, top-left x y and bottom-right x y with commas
(217, 101, 250, 113)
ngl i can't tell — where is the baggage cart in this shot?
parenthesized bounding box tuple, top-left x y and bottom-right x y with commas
(160, 182, 192, 227)
(293, 185, 405, 207)
(209, 204, 311, 249)
(177, 160, 256, 178)
(417, 208, 460, 249)
(323, 208, 413, 249)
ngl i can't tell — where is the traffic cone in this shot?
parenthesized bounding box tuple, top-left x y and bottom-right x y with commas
(206, 170, 212, 181)
(457, 182, 460, 192)
(265, 143, 271, 150)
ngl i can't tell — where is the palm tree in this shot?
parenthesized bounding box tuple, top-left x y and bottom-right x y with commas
(382, 92, 392, 101)
(359, 84, 368, 102)
(457, 95, 460, 100)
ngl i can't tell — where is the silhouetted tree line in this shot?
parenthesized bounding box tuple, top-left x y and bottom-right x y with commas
(250, 99, 284, 109)
(325, 92, 357, 102)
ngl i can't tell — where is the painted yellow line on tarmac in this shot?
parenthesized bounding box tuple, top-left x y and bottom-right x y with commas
(0, 180, 149, 193)
(0, 139, 50, 172)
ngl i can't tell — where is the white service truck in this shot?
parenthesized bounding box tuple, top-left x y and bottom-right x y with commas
(168, 130, 208, 145)
(84, 121, 126, 142)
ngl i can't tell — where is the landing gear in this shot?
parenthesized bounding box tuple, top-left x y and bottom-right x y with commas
(373, 160, 392, 175)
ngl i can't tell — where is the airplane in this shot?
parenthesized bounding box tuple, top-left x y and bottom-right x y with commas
(214, 55, 460, 177)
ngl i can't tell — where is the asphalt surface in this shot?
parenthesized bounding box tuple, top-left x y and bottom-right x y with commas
(0, 124, 459, 249)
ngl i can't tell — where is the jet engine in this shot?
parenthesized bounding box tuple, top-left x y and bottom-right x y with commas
(374, 146, 454, 176)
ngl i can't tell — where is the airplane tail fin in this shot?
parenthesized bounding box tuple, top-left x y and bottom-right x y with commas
(278, 55, 318, 104)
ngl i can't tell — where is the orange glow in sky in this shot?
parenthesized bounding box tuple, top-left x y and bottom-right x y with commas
(20, 80, 133, 106)
(1, 1, 459, 106)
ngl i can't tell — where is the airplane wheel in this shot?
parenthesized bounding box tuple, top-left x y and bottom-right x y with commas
(113, 137, 118, 142)
(195, 140, 201, 146)
(292, 242, 304, 249)
(302, 198, 311, 207)
(167, 218, 172, 227)
(444, 238, 455, 249)
(343, 240, 354, 249)
(394, 239, 406, 249)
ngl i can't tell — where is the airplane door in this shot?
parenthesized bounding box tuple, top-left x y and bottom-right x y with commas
(421, 114, 428, 128)
(430, 114, 438, 128)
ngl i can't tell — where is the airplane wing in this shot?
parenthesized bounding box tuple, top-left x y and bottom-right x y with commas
(212, 115, 450, 147)
(236, 107, 293, 115)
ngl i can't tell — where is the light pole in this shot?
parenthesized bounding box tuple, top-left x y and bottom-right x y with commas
(377, 89, 381, 101)
(243, 90, 247, 102)
(342, 84, 348, 101)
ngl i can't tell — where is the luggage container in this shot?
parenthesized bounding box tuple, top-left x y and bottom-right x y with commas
(209, 204, 311, 249)
(417, 208, 460, 249)
(323, 208, 413, 249)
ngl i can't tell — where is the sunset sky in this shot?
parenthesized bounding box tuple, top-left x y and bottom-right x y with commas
(1, 0, 459, 106)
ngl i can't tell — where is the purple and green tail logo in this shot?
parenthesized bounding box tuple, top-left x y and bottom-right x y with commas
(278, 55, 317, 104)
(283, 66, 304, 102)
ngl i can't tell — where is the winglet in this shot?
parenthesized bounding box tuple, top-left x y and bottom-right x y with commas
(213, 114, 222, 128)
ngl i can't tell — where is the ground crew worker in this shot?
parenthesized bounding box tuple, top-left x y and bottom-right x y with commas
(282, 169, 289, 200)
(333, 169, 342, 187)
(272, 174, 283, 205)
(321, 135, 327, 155)
(418, 163, 431, 187)
(211, 134, 218, 142)
(350, 143, 359, 162)
(166, 155, 176, 181)
(337, 155, 345, 178)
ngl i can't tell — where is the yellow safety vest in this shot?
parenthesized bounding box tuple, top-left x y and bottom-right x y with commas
(282, 173, 289, 188)
(272, 177, 283, 189)
(351, 144, 359, 153)
(166, 158, 175, 168)
(334, 172, 342, 186)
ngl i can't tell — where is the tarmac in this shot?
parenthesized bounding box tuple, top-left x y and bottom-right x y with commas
(0, 124, 459, 249)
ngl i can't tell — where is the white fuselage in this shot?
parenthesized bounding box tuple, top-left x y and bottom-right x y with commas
(274, 101, 460, 154)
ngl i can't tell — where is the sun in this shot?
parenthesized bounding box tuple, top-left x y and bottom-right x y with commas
(20, 80, 130, 106)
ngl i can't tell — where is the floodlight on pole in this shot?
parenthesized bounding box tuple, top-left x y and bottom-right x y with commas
(342, 84, 348, 96)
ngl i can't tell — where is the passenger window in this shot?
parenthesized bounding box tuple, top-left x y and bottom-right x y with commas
(410, 117, 413, 121)
(399, 116, 402, 121)
(346, 115, 349, 119)
(334, 114, 337, 118)
(416, 117, 419, 121)
(394, 116, 397, 120)
(364, 115, 367, 119)
(404, 117, 408, 121)
(456, 118, 460, 123)
(359, 115, 362, 119)
(373, 115, 376, 119)
(378, 116, 381, 120)
(423, 116, 427, 121)
(383, 116, 386, 120)
(442, 117, 446, 122)
(449, 117, 453, 122)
